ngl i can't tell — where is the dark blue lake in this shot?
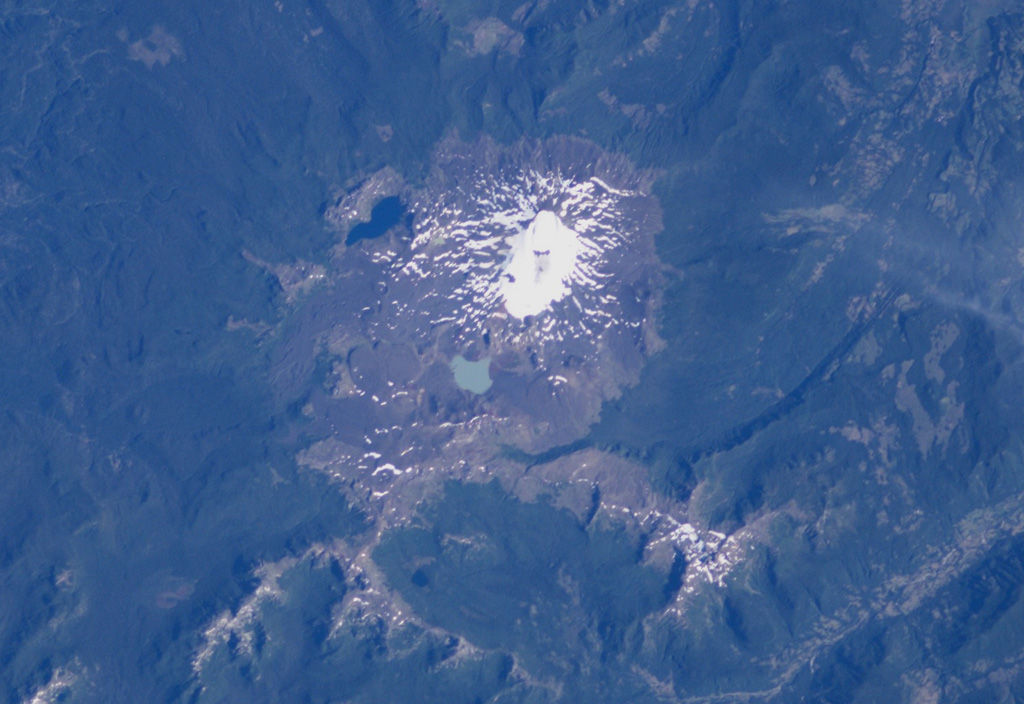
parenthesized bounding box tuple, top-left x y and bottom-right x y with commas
(345, 196, 406, 246)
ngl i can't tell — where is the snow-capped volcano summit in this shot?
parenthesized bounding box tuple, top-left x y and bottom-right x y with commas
(369, 135, 664, 376)
(314, 135, 665, 451)
(498, 210, 581, 319)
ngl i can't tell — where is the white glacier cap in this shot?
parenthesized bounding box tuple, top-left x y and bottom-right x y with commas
(498, 210, 580, 319)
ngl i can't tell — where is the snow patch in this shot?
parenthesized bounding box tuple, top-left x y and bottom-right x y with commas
(498, 211, 580, 319)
